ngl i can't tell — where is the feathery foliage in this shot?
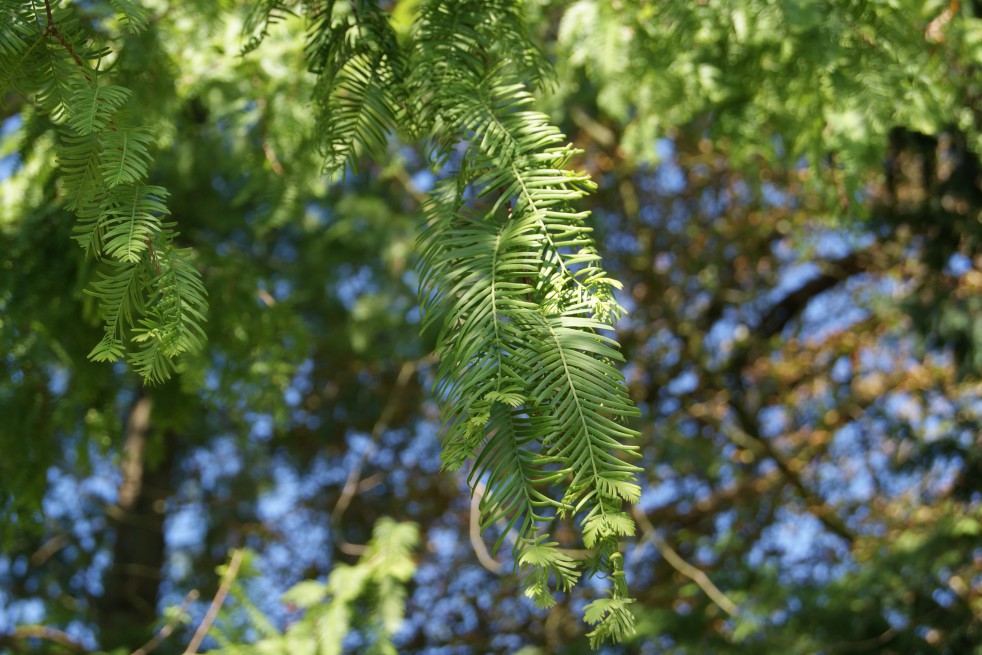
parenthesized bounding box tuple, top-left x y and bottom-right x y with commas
(248, 0, 641, 638)
(403, 0, 640, 637)
(305, 0, 405, 173)
(5, 1, 982, 653)
(0, 0, 207, 382)
(2, 0, 640, 644)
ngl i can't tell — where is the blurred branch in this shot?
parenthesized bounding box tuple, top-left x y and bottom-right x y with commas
(131, 590, 199, 655)
(829, 606, 943, 653)
(332, 358, 430, 556)
(727, 400, 856, 544)
(469, 481, 503, 574)
(570, 107, 615, 148)
(30, 531, 70, 565)
(679, 323, 857, 545)
(388, 163, 427, 205)
(630, 506, 740, 618)
(756, 250, 870, 339)
(182, 550, 243, 655)
(828, 625, 899, 653)
(671, 246, 878, 545)
(261, 140, 285, 177)
(118, 395, 153, 512)
(5, 625, 86, 653)
(925, 0, 958, 43)
(645, 469, 782, 529)
(256, 99, 285, 177)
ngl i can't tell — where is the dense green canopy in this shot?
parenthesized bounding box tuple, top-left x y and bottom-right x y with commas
(2, 0, 981, 653)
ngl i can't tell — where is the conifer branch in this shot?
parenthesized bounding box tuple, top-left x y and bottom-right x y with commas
(41, 0, 85, 69)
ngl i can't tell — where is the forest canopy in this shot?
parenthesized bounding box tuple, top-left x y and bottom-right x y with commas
(1, 0, 981, 654)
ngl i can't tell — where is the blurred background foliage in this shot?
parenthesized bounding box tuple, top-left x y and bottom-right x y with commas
(2, 0, 982, 653)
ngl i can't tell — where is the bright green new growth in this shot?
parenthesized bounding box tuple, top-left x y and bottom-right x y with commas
(211, 519, 420, 655)
(2, 0, 641, 644)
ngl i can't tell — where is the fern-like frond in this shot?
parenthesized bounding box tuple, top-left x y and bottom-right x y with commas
(313, 49, 398, 172)
(471, 405, 568, 551)
(46, 0, 113, 63)
(363, 517, 419, 582)
(34, 42, 80, 122)
(84, 238, 207, 386)
(408, 1, 640, 639)
(3, 0, 207, 384)
(101, 183, 169, 263)
(212, 519, 420, 655)
(0, 12, 48, 100)
(67, 79, 131, 136)
(305, 0, 404, 174)
(522, 311, 641, 506)
(241, 0, 296, 54)
(0, 4, 27, 59)
(433, 248, 532, 374)
(59, 131, 105, 215)
(86, 258, 149, 362)
(407, 0, 555, 160)
(1, 0, 97, 107)
(419, 203, 543, 450)
(129, 242, 208, 382)
(99, 126, 155, 187)
(110, 0, 151, 34)
(584, 596, 636, 648)
(517, 535, 581, 608)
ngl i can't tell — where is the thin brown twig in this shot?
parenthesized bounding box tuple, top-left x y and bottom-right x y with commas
(331, 358, 428, 556)
(262, 140, 285, 176)
(255, 98, 285, 177)
(42, 0, 86, 69)
(146, 239, 161, 276)
(631, 506, 740, 618)
(9, 625, 85, 653)
(131, 590, 199, 655)
(828, 607, 942, 653)
(182, 549, 243, 655)
(30, 532, 70, 566)
(467, 477, 591, 562)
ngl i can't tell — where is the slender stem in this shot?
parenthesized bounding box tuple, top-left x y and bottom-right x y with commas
(42, 0, 86, 69)
(130, 590, 199, 655)
(182, 549, 243, 655)
(469, 481, 503, 574)
(8, 626, 85, 653)
(331, 358, 427, 556)
(146, 239, 161, 276)
(631, 506, 740, 618)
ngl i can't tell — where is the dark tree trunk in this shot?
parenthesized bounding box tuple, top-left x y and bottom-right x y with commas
(98, 395, 175, 650)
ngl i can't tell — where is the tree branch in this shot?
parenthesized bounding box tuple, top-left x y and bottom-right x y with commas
(757, 250, 869, 339)
(42, 0, 86, 69)
(130, 590, 199, 655)
(182, 549, 243, 655)
(727, 400, 856, 544)
(469, 481, 503, 574)
(332, 358, 429, 556)
(630, 506, 740, 618)
(6, 625, 86, 653)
